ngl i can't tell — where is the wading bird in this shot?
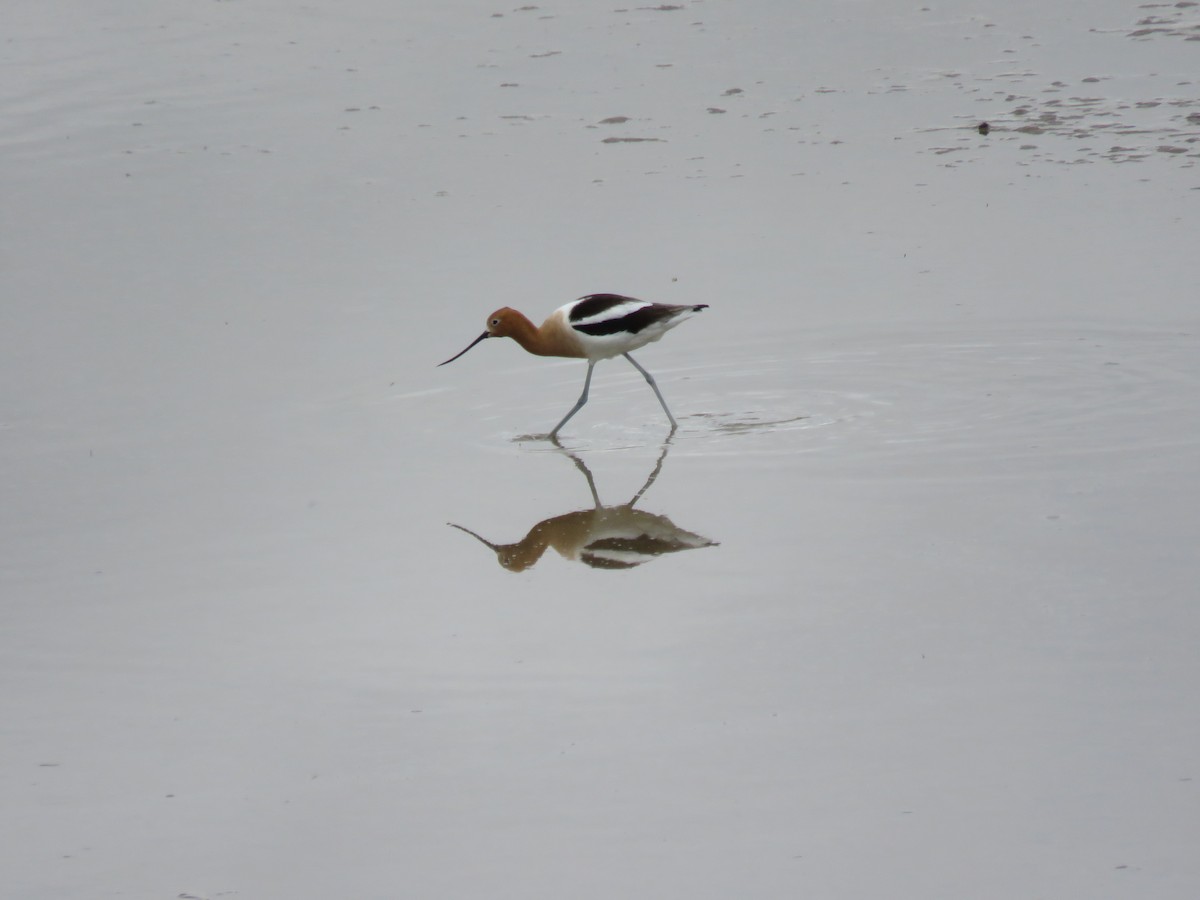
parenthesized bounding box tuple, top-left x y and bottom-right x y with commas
(438, 293, 708, 437)
(448, 439, 717, 571)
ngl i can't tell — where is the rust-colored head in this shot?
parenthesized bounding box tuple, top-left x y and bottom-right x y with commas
(483, 307, 521, 338)
(437, 307, 529, 366)
(447, 522, 545, 572)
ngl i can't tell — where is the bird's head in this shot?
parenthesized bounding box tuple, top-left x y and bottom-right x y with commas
(437, 308, 523, 366)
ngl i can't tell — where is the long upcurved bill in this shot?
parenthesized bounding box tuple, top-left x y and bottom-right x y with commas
(437, 332, 488, 366)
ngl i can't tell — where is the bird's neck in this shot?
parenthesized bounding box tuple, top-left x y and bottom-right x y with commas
(516, 312, 587, 358)
(501, 311, 544, 354)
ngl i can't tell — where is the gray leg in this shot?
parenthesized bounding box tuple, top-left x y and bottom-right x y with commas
(549, 360, 595, 438)
(624, 352, 677, 430)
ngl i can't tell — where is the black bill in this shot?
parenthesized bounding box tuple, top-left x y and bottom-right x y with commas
(437, 331, 488, 366)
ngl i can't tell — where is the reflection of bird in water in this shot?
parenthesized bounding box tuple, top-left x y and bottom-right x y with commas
(438, 293, 708, 438)
(448, 439, 717, 572)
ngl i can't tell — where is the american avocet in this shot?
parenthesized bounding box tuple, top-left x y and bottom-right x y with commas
(448, 441, 717, 571)
(438, 293, 708, 437)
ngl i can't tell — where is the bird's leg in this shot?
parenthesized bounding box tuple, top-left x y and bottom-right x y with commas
(549, 360, 595, 438)
(624, 352, 677, 430)
(627, 438, 671, 509)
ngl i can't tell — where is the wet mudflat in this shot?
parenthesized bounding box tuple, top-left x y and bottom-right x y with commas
(2, 1, 1198, 898)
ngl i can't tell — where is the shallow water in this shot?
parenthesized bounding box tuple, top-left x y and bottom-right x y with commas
(3, 1, 1199, 898)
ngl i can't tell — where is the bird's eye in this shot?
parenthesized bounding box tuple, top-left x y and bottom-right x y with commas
(490, 318, 500, 326)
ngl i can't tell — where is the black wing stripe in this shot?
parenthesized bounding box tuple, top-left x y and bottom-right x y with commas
(569, 293, 640, 322)
(573, 305, 664, 336)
